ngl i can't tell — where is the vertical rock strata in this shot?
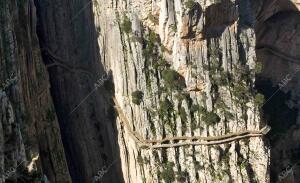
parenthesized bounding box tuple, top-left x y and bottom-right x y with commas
(3, 0, 300, 182)
(93, 0, 269, 182)
(34, 0, 124, 182)
(0, 0, 71, 182)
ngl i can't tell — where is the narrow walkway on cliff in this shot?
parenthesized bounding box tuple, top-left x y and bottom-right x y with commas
(256, 45, 300, 64)
(112, 97, 271, 149)
(41, 47, 95, 79)
(110, 44, 300, 149)
(43, 47, 274, 149)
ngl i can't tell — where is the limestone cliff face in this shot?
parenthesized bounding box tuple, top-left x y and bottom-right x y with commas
(1, 0, 300, 183)
(93, 0, 269, 182)
(0, 0, 70, 182)
(34, 0, 124, 182)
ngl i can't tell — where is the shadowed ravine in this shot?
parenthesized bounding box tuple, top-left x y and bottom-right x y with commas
(255, 1, 300, 182)
(1, 0, 299, 182)
(34, 0, 124, 182)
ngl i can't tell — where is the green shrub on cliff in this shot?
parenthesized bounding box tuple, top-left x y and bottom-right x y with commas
(184, 0, 196, 9)
(137, 154, 144, 165)
(162, 69, 185, 90)
(143, 31, 159, 58)
(46, 108, 55, 122)
(170, 24, 177, 32)
(254, 93, 265, 107)
(158, 162, 175, 183)
(120, 15, 132, 34)
(158, 99, 174, 116)
(131, 90, 144, 105)
(201, 111, 221, 125)
(232, 83, 250, 104)
(153, 57, 170, 70)
(255, 62, 263, 74)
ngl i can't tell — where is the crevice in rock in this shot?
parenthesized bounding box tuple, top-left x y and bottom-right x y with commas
(33, 0, 124, 182)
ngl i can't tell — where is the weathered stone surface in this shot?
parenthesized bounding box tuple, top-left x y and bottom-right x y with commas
(93, 0, 270, 182)
(34, 0, 124, 182)
(1, 0, 300, 182)
(0, 0, 71, 182)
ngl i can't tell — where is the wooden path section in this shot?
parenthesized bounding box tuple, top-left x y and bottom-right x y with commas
(41, 47, 272, 149)
(256, 45, 300, 64)
(112, 97, 271, 149)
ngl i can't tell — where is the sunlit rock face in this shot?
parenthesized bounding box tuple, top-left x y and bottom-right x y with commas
(92, 0, 270, 182)
(1, 0, 300, 182)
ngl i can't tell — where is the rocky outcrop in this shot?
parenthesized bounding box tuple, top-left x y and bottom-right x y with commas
(93, 0, 269, 182)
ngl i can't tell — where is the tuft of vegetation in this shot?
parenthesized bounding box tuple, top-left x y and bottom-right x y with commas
(161, 69, 185, 90)
(238, 157, 249, 170)
(170, 24, 177, 32)
(232, 83, 250, 105)
(158, 99, 174, 116)
(174, 93, 189, 103)
(153, 57, 170, 70)
(46, 108, 55, 122)
(143, 30, 160, 58)
(198, 106, 207, 114)
(224, 111, 235, 121)
(120, 15, 132, 34)
(255, 62, 263, 74)
(239, 65, 251, 82)
(198, 106, 220, 125)
(201, 111, 221, 126)
(254, 93, 265, 108)
(104, 76, 115, 93)
(184, 0, 196, 9)
(131, 90, 144, 105)
(158, 162, 175, 183)
(137, 154, 144, 165)
(190, 104, 199, 113)
(130, 35, 143, 44)
(218, 71, 229, 86)
(176, 170, 189, 182)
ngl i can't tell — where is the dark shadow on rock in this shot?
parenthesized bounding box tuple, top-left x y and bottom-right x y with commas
(255, 78, 298, 183)
(34, 0, 124, 182)
(255, 0, 299, 26)
(204, 0, 238, 39)
(254, 1, 300, 182)
(255, 78, 298, 140)
(181, 2, 202, 39)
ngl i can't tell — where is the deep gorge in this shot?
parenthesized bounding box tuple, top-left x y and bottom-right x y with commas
(0, 0, 300, 182)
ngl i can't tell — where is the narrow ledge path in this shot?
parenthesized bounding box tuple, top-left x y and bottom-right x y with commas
(256, 45, 300, 64)
(40, 48, 273, 149)
(112, 97, 271, 149)
(41, 47, 96, 79)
